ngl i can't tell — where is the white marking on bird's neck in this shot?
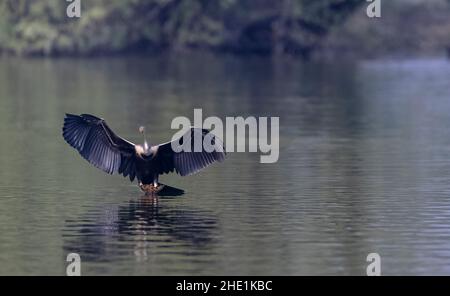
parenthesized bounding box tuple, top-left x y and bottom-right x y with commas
(135, 145, 145, 156)
(150, 145, 158, 156)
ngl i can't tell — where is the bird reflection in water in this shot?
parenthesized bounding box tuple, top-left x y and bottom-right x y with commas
(63, 194, 217, 264)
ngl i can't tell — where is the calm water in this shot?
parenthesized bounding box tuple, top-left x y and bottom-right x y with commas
(1, 55, 450, 275)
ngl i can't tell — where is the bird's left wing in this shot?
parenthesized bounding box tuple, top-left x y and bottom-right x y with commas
(152, 127, 226, 176)
(62, 114, 138, 181)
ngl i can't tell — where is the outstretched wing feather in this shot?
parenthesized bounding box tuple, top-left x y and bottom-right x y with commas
(62, 114, 137, 180)
(154, 128, 225, 177)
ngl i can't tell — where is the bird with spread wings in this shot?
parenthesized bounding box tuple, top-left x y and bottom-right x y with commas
(62, 114, 225, 194)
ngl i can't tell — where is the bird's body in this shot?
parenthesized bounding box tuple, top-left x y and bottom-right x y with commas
(135, 156, 158, 185)
(62, 113, 225, 194)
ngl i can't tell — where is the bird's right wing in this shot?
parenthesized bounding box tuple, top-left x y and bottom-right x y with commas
(153, 127, 226, 176)
(62, 114, 138, 182)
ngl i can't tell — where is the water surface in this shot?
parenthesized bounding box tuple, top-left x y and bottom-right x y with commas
(1, 55, 450, 275)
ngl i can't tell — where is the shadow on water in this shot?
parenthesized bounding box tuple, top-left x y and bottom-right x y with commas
(63, 195, 217, 264)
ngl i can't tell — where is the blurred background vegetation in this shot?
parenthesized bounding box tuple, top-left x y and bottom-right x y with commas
(0, 0, 449, 58)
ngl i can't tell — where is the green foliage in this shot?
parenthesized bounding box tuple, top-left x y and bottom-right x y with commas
(0, 0, 363, 56)
(320, 0, 450, 58)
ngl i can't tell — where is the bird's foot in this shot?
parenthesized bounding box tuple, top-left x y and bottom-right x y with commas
(139, 183, 165, 195)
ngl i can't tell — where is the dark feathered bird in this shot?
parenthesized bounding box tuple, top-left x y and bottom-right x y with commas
(62, 114, 225, 194)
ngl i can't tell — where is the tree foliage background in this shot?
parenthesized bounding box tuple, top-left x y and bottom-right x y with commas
(0, 0, 362, 56)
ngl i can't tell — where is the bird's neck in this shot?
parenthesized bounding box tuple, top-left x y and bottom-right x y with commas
(136, 142, 151, 157)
